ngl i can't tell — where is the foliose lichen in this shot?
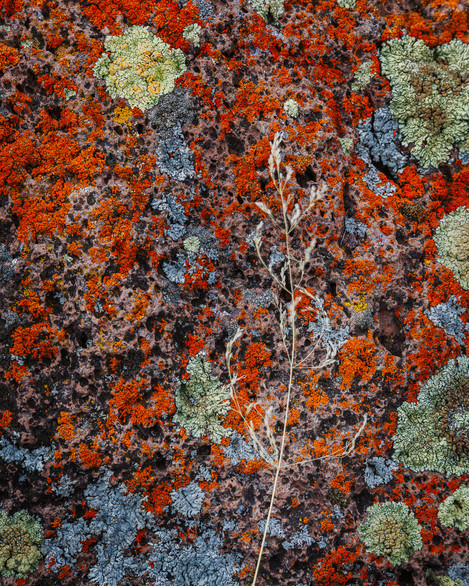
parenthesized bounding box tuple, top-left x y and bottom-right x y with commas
(363, 456, 398, 488)
(252, 0, 284, 25)
(44, 470, 151, 586)
(170, 482, 205, 517)
(427, 569, 464, 586)
(438, 485, 469, 531)
(284, 98, 299, 118)
(183, 236, 201, 253)
(426, 295, 469, 345)
(434, 207, 469, 291)
(183, 23, 202, 47)
(351, 61, 373, 92)
(357, 501, 423, 565)
(0, 508, 43, 579)
(173, 353, 232, 443)
(379, 36, 469, 167)
(94, 26, 186, 111)
(357, 107, 408, 176)
(393, 355, 469, 476)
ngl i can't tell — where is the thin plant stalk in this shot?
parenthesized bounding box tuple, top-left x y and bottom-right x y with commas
(226, 133, 367, 586)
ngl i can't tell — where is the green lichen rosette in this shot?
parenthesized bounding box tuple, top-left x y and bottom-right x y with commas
(173, 353, 232, 444)
(252, 0, 284, 24)
(358, 502, 423, 565)
(0, 509, 44, 579)
(380, 36, 469, 167)
(438, 485, 469, 531)
(393, 355, 469, 476)
(94, 25, 186, 111)
(434, 206, 469, 291)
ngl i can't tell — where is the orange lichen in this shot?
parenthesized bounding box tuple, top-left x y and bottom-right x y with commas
(338, 335, 377, 389)
(10, 322, 65, 361)
(330, 472, 353, 495)
(312, 546, 361, 586)
(79, 442, 102, 469)
(0, 43, 20, 71)
(57, 412, 75, 440)
(0, 410, 13, 433)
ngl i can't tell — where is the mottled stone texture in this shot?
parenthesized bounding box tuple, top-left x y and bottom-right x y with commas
(0, 0, 468, 584)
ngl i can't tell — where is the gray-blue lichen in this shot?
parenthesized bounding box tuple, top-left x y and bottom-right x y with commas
(357, 107, 408, 177)
(222, 430, 262, 465)
(170, 482, 205, 518)
(448, 564, 469, 585)
(157, 125, 195, 181)
(173, 353, 232, 443)
(282, 526, 315, 551)
(0, 435, 53, 472)
(426, 296, 469, 345)
(44, 470, 151, 586)
(364, 456, 398, 489)
(146, 528, 241, 585)
(307, 296, 349, 354)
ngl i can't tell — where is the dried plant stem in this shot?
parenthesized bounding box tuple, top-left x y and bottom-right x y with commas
(250, 135, 299, 586)
(226, 133, 367, 585)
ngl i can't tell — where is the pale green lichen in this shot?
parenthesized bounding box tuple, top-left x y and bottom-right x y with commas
(427, 570, 464, 586)
(434, 206, 469, 290)
(393, 355, 469, 476)
(379, 35, 469, 167)
(183, 23, 202, 48)
(337, 0, 356, 8)
(252, 0, 284, 24)
(183, 236, 201, 253)
(173, 353, 232, 444)
(351, 61, 374, 92)
(0, 509, 44, 579)
(438, 485, 469, 531)
(94, 26, 186, 111)
(339, 137, 353, 155)
(358, 502, 423, 565)
(64, 88, 77, 100)
(283, 99, 299, 118)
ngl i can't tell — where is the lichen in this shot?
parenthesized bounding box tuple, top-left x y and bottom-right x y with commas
(426, 295, 469, 345)
(94, 26, 186, 111)
(0, 509, 43, 579)
(284, 98, 299, 118)
(363, 456, 398, 488)
(183, 23, 202, 47)
(427, 569, 464, 586)
(357, 106, 408, 176)
(438, 485, 469, 531)
(170, 482, 205, 517)
(358, 502, 423, 565)
(173, 353, 232, 443)
(393, 355, 469, 476)
(434, 206, 469, 291)
(252, 0, 284, 25)
(183, 236, 201, 253)
(379, 36, 469, 167)
(351, 61, 373, 92)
